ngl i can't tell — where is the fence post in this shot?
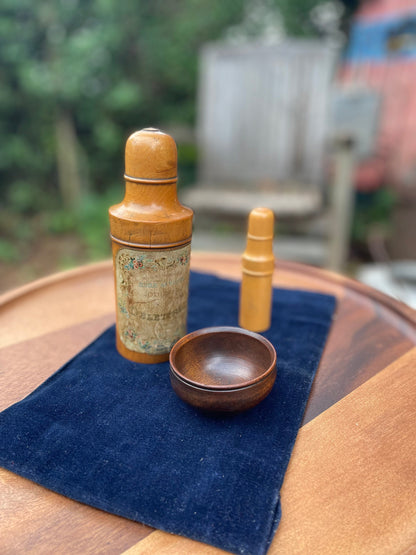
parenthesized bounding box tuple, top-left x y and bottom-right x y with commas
(327, 136, 356, 272)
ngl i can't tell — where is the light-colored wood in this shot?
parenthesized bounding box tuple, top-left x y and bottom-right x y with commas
(272, 346, 416, 554)
(124, 127, 177, 180)
(109, 128, 193, 247)
(0, 254, 415, 554)
(123, 529, 228, 554)
(109, 128, 193, 363)
(0, 468, 151, 555)
(0, 260, 114, 349)
(239, 207, 275, 332)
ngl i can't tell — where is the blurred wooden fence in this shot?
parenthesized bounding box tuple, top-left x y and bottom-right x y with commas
(185, 40, 360, 271)
(186, 41, 339, 219)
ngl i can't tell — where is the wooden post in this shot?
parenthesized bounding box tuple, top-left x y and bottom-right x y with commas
(327, 136, 356, 272)
(55, 110, 83, 208)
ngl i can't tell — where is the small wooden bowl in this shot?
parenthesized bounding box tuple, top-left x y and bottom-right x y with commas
(169, 326, 277, 412)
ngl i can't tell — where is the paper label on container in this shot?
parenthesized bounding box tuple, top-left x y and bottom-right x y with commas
(115, 245, 191, 355)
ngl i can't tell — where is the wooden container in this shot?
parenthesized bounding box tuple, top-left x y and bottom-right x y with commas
(109, 128, 193, 363)
(169, 326, 277, 412)
(239, 207, 275, 332)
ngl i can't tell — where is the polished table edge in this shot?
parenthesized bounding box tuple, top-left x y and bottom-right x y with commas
(282, 260, 416, 327)
(1, 253, 415, 329)
(0, 259, 113, 308)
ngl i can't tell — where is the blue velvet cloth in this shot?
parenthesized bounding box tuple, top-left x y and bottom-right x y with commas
(0, 272, 336, 555)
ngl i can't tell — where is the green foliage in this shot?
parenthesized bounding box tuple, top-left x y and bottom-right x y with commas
(352, 188, 397, 243)
(7, 180, 43, 214)
(278, 0, 326, 36)
(0, 0, 262, 206)
(0, 0, 333, 279)
(75, 190, 116, 259)
(178, 142, 198, 187)
(47, 211, 78, 234)
(46, 186, 121, 259)
(0, 238, 19, 262)
(0, 1, 332, 208)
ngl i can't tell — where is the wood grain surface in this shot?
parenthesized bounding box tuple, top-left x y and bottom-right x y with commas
(0, 252, 415, 554)
(169, 326, 277, 412)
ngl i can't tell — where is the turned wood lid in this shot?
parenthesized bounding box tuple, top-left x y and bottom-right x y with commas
(247, 207, 274, 240)
(242, 207, 275, 274)
(124, 128, 177, 182)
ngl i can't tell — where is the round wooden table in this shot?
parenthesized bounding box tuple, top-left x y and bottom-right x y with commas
(1, 253, 415, 554)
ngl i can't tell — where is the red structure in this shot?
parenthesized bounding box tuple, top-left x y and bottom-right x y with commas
(340, 0, 416, 191)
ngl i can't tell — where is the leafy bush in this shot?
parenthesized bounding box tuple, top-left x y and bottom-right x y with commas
(352, 188, 397, 244)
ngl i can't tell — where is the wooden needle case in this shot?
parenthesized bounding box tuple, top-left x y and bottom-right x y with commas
(239, 207, 275, 333)
(109, 128, 193, 363)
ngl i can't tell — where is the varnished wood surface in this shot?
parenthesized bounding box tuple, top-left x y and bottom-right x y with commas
(0, 252, 415, 554)
(169, 326, 277, 412)
(239, 207, 274, 332)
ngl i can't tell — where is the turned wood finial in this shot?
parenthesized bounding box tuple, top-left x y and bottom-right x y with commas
(239, 207, 275, 333)
(125, 128, 177, 181)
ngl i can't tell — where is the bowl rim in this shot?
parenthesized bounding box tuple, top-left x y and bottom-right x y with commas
(169, 326, 277, 391)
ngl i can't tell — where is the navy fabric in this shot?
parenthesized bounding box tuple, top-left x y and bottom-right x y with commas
(0, 272, 336, 555)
